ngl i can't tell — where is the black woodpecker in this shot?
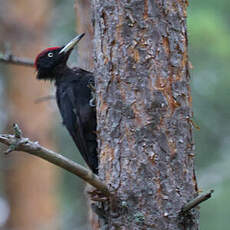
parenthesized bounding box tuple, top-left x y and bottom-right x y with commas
(34, 34, 98, 174)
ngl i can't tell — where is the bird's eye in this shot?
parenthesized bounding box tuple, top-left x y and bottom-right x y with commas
(48, 52, 53, 57)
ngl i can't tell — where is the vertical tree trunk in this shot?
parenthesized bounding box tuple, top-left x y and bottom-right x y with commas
(75, 0, 94, 70)
(93, 0, 199, 229)
(1, 1, 58, 230)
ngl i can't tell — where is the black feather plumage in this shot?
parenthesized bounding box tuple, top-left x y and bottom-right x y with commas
(56, 68, 98, 174)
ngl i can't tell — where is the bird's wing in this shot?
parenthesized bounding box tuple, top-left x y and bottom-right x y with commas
(56, 86, 90, 165)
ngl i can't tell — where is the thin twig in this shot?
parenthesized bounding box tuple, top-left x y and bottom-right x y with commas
(0, 53, 34, 67)
(34, 95, 56, 104)
(182, 190, 214, 212)
(0, 124, 110, 196)
(13, 123, 22, 138)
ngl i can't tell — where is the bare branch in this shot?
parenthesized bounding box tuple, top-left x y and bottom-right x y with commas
(182, 190, 214, 212)
(0, 125, 110, 196)
(0, 52, 34, 67)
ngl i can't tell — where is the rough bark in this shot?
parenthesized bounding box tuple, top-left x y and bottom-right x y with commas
(1, 1, 58, 230)
(93, 0, 199, 229)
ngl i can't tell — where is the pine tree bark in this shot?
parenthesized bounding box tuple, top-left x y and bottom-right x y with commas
(93, 0, 199, 229)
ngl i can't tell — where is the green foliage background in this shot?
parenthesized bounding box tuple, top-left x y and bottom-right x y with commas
(188, 1, 230, 229)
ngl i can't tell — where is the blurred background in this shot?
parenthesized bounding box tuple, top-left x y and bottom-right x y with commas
(0, 0, 229, 229)
(188, 0, 230, 229)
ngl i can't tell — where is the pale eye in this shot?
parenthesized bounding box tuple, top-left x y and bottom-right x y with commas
(48, 52, 53, 57)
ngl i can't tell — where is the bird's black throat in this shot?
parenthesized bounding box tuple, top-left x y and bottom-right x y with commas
(37, 63, 70, 82)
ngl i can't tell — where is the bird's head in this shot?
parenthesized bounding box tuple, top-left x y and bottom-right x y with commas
(35, 33, 85, 80)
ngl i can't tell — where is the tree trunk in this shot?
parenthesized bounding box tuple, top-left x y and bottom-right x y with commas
(93, 0, 199, 229)
(75, 0, 94, 71)
(1, 1, 58, 230)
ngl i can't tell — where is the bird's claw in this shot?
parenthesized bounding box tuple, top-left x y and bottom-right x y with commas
(89, 91, 96, 107)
